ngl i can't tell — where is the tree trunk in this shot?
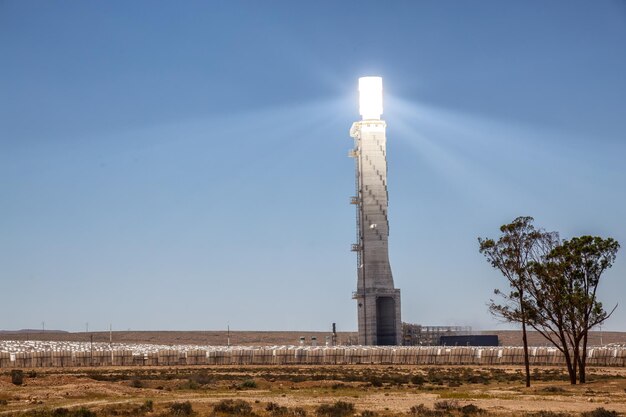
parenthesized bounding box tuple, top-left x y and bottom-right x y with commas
(559, 332, 577, 385)
(572, 345, 578, 384)
(579, 333, 589, 383)
(521, 319, 531, 387)
(579, 355, 586, 383)
(563, 348, 576, 384)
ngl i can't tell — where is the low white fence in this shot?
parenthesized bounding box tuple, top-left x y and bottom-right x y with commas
(0, 344, 625, 368)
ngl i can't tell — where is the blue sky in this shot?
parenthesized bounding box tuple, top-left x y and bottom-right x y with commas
(1, 1, 625, 333)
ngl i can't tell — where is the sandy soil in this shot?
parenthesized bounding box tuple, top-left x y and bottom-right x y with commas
(1, 365, 625, 416)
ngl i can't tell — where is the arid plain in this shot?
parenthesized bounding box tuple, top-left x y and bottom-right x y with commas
(2, 365, 626, 417)
(2, 331, 626, 417)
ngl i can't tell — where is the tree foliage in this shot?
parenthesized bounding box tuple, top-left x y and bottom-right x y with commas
(480, 217, 619, 385)
(526, 235, 619, 383)
(478, 216, 557, 387)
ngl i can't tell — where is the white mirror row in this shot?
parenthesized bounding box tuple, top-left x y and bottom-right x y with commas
(0, 341, 625, 368)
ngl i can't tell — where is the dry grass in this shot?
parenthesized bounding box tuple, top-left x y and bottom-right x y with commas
(1, 366, 625, 417)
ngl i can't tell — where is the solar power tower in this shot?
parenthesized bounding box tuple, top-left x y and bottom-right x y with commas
(349, 77, 402, 346)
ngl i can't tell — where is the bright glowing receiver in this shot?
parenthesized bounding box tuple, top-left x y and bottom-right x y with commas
(359, 76, 383, 120)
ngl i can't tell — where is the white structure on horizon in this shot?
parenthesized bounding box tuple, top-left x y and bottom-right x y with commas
(350, 76, 402, 346)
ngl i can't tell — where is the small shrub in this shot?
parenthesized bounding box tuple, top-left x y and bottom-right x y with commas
(285, 375, 306, 383)
(409, 404, 428, 415)
(292, 408, 307, 417)
(315, 401, 355, 417)
(408, 404, 439, 417)
(410, 375, 425, 385)
(11, 370, 24, 385)
(178, 380, 200, 390)
(524, 412, 569, 417)
(540, 386, 565, 393)
(460, 404, 484, 415)
(266, 402, 289, 416)
(582, 408, 618, 417)
(388, 374, 410, 385)
(100, 405, 121, 416)
(433, 400, 459, 411)
(140, 400, 154, 413)
(188, 373, 213, 385)
(361, 411, 377, 417)
(368, 377, 383, 387)
(27, 371, 38, 378)
(130, 379, 143, 388)
(72, 408, 97, 417)
(214, 399, 252, 415)
(0, 400, 8, 406)
(266, 403, 281, 412)
(239, 379, 257, 389)
(170, 401, 193, 416)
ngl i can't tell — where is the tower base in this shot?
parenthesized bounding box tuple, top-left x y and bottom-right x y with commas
(354, 288, 402, 345)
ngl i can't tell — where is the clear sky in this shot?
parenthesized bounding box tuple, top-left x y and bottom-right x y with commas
(1, 1, 625, 333)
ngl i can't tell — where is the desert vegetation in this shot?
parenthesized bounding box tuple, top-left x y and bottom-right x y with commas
(1, 366, 625, 417)
(480, 216, 620, 385)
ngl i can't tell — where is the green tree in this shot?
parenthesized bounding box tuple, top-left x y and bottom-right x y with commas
(527, 236, 619, 384)
(478, 216, 558, 387)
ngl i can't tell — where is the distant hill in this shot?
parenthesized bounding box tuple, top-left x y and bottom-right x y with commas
(0, 330, 354, 346)
(0, 329, 624, 346)
(0, 329, 68, 334)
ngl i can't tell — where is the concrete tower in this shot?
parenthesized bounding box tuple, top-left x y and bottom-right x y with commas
(350, 76, 402, 346)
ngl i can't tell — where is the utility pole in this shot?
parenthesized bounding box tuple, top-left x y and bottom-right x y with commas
(109, 324, 113, 363)
(600, 325, 604, 346)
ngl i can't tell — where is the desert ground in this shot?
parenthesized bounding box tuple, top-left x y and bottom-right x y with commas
(1, 365, 625, 417)
(2, 331, 626, 416)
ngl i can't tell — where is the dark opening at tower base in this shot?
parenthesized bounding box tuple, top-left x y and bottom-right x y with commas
(376, 296, 396, 345)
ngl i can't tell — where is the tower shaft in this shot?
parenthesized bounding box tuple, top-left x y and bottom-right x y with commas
(350, 119, 402, 346)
